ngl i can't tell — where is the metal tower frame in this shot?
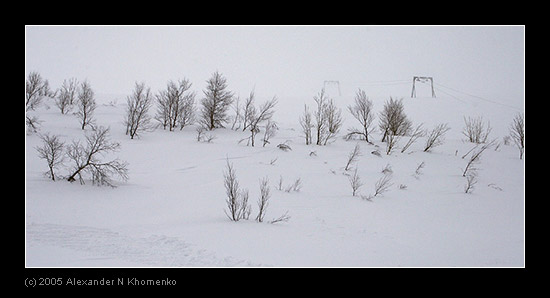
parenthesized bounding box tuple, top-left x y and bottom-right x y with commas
(411, 76, 436, 98)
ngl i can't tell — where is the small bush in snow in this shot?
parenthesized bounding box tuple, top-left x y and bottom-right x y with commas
(462, 116, 492, 144)
(509, 113, 525, 159)
(285, 178, 303, 193)
(256, 177, 270, 223)
(464, 170, 478, 194)
(223, 159, 251, 221)
(423, 123, 450, 152)
(348, 168, 363, 196)
(344, 143, 362, 171)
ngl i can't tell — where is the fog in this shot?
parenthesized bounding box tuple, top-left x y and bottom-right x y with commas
(25, 25, 524, 108)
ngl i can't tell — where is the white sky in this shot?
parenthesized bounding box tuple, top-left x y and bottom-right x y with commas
(25, 25, 524, 107)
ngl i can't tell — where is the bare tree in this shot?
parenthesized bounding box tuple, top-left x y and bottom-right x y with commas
(75, 80, 96, 130)
(509, 113, 525, 159)
(299, 104, 313, 145)
(347, 89, 375, 143)
(313, 89, 329, 145)
(256, 177, 271, 222)
(322, 99, 343, 145)
(55, 78, 79, 114)
(156, 79, 195, 131)
(462, 116, 492, 144)
(26, 72, 49, 133)
(125, 82, 153, 139)
(35, 133, 65, 181)
(423, 123, 450, 152)
(379, 97, 412, 142)
(349, 168, 363, 196)
(344, 143, 362, 171)
(223, 159, 250, 221)
(242, 90, 256, 132)
(66, 127, 128, 187)
(26, 72, 48, 112)
(200, 71, 234, 130)
(248, 96, 277, 147)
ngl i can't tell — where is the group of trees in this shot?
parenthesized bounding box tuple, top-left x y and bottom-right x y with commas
(300, 88, 451, 156)
(299, 89, 343, 146)
(26, 72, 97, 132)
(126, 71, 278, 148)
(35, 127, 128, 187)
(29, 70, 525, 198)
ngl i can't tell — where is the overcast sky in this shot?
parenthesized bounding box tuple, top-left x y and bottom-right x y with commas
(25, 25, 524, 108)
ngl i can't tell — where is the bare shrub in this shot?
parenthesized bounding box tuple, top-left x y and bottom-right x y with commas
(299, 104, 313, 145)
(223, 160, 250, 221)
(262, 120, 278, 147)
(55, 78, 79, 114)
(323, 99, 343, 145)
(270, 211, 291, 224)
(256, 177, 271, 223)
(248, 96, 277, 147)
(285, 178, 302, 193)
(413, 161, 425, 179)
(35, 133, 65, 181)
(125, 82, 153, 139)
(313, 89, 329, 145)
(75, 80, 97, 130)
(379, 97, 412, 142)
(423, 123, 450, 152)
(241, 90, 256, 132)
(26, 115, 42, 134)
(26, 72, 50, 133)
(401, 123, 425, 153)
(346, 89, 375, 143)
(385, 131, 400, 155)
(462, 139, 496, 177)
(348, 168, 363, 196)
(462, 116, 492, 144)
(509, 113, 525, 159)
(373, 173, 393, 197)
(464, 170, 478, 194)
(344, 143, 362, 171)
(26, 72, 48, 112)
(66, 127, 128, 187)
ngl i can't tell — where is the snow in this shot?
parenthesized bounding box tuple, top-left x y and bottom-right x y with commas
(25, 93, 524, 267)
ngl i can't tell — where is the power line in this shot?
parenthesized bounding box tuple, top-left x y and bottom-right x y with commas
(433, 82, 522, 111)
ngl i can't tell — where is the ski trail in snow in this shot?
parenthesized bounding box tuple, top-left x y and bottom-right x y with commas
(26, 223, 262, 267)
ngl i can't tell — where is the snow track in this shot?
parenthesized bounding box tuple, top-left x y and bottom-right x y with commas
(26, 223, 261, 267)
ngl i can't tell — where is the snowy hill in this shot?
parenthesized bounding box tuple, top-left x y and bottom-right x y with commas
(25, 93, 524, 267)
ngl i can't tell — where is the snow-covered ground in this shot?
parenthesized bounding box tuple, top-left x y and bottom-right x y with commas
(25, 92, 524, 267)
